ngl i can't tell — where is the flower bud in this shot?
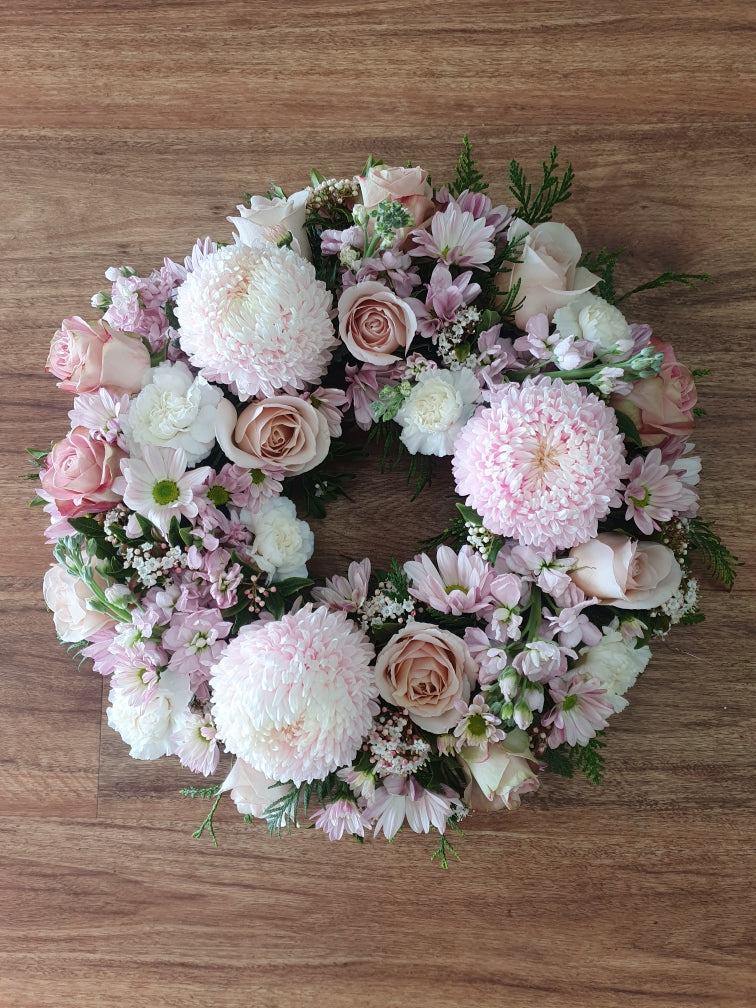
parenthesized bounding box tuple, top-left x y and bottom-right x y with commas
(498, 668, 520, 701)
(513, 699, 534, 730)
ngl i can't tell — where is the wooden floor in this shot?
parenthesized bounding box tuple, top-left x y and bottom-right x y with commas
(1, 2, 754, 1005)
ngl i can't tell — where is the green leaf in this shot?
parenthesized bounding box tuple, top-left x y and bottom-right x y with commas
(29, 493, 46, 508)
(456, 502, 484, 527)
(508, 147, 574, 225)
(613, 408, 643, 446)
(68, 516, 106, 539)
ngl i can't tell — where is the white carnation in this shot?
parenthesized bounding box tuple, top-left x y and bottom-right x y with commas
(571, 622, 651, 713)
(243, 495, 314, 581)
(395, 367, 480, 456)
(123, 360, 222, 466)
(554, 293, 633, 361)
(106, 668, 192, 760)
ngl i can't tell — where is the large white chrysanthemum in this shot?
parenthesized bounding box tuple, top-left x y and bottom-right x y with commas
(175, 243, 336, 400)
(210, 604, 378, 786)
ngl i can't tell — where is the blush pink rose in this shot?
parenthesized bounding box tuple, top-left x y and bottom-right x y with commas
(506, 220, 600, 329)
(39, 426, 125, 518)
(569, 532, 682, 609)
(374, 622, 477, 733)
(215, 395, 330, 476)
(219, 757, 292, 819)
(46, 316, 151, 396)
(338, 281, 417, 365)
(611, 338, 697, 446)
(358, 164, 435, 235)
(43, 562, 115, 642)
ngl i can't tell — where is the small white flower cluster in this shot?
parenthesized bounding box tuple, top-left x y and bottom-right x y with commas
(434, 306, 480, 368)
(123, 543, 186, 589)
(464, 520, 494, 557)
(307, 177, 361, 212)
(365, 707, 431, 776)
(655, 577, 699, 625)
(360, 584, 416, 629)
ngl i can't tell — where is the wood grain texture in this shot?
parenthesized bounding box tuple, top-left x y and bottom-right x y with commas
(1, 2, 754, 1005)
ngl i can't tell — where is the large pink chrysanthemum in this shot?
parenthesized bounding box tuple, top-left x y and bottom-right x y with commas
(209, 604, 377, 786)
(452, 377, 627, 552)
(175, 243, 336, 400)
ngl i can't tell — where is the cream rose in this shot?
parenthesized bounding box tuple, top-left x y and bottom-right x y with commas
(228, 188, 312, 260)
(459, 730, 540, 811)
(46, 316, 150, 396)
(569, 532, 682, 610)
(43, 562, 115, 642)
(338, 280, 417, 365)
(215, 395, 330, 476)
(219, 758, 292, 819)
(507, 220, 600, 329)
(374, 622, 477, 733)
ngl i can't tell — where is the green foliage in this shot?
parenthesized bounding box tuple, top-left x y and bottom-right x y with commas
(615, 271, 710, 305)
(264, 576, 314, 620)
(508, 147, 574, 226)
(180, 785, 223, 846)
(430, 820, 465, 869)
(448, 135, 488, 197)
(289, 468, 354, 519)
(263, 775, 341, 837)
(543, 733, 607, 786)
(687, 516, 740, 590)
(579, 247, 626, 304)
(371, 382, 410, 422)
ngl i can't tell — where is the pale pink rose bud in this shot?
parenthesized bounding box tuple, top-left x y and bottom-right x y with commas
(611, 337, 697, 446)
(43, 562, 115, 642)
(506, 220, 600, 329)
(215, 395, 330, 476)
(46, 316, 150, 396)
(338, 280, 417, 365)
(569, 532, 682, 610)
(39, 426, 125, 518)
(374, 622, 478, 734)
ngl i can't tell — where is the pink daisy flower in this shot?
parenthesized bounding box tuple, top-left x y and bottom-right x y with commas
(172, 708, 220, 777)
(452, 377, 627, 552)
(403, 544, 495, 616)
(311, 558, 371, 613)
(115, 446, 210, 534)
(542, 675, 614, 747)
(310, 799, 371, 841)
(624, 448, 699, 535)
(453, 693, 506, 751)
(410, 202, 496, 270)
(364, 775, 461, 839)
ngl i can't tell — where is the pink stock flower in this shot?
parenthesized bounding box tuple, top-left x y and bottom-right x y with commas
(453, 378, 627, 552)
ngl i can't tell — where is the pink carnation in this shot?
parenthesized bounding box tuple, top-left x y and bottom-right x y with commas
(210, 605, 378, 786)
(452, 378, 627, 552)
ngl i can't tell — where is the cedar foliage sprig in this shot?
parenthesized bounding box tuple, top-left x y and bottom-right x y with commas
(687, 517, 741, 590)
(508, 146, 574, 225)
(579, 247, 626, 304)
(448, 135, 489, 196)
(543, 733, 607, 786)
(180, 785, 223, 846)
(616, 271, 710, 304)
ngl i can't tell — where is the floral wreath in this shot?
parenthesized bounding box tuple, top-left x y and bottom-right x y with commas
(34, 139, 738, 865)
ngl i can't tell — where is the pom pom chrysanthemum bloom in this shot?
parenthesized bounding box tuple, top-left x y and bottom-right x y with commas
(209, 604, 378, 786)
(452, 377, 627, 552)
(175, 242, 335, 400)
